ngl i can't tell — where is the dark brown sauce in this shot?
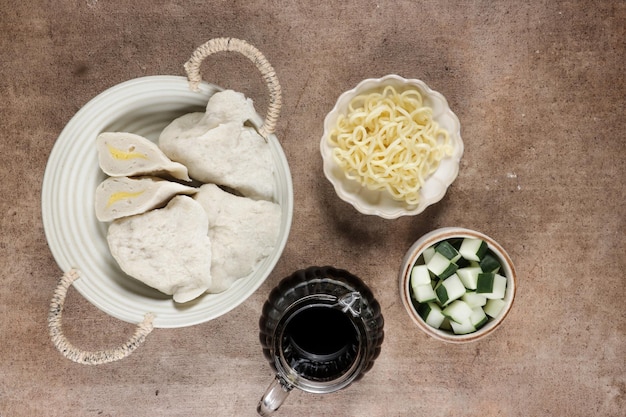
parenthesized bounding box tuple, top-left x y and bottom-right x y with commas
(282, 306, 359, 381)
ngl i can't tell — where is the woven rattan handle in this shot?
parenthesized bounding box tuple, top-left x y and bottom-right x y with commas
(48, 269, 154, 365)
(184, 37, 282, 139)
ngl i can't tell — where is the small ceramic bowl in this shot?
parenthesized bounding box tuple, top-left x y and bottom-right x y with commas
(320, 75, 463, 219)
(399, 227, 517, 343)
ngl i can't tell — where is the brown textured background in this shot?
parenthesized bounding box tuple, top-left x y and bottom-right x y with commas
(1, 1, 624, 416)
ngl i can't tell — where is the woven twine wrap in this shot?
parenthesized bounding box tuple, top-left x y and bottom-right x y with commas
(48, 269, 154, 365)
(47, 38, 281, 365)
(184, 37, 282, 139)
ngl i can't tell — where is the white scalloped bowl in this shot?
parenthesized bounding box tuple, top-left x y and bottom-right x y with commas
(399, 227, 517, 343)
(41, 76, 293, 328)
(320, 75, 463, 219)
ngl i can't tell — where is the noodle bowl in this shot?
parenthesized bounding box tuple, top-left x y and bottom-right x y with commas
(328, 86, 453, 206)
(320, 75, 463, 219)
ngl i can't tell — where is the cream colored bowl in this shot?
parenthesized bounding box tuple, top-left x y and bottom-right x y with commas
(399, 227, 517, 343)
(42, 76, 293, 328)
(320, 75, 463, 219)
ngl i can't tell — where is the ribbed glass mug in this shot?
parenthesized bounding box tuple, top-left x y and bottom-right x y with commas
(257, 266, 384, 416)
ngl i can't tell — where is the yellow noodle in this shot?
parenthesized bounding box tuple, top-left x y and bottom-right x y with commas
(328, 86, 453, 206)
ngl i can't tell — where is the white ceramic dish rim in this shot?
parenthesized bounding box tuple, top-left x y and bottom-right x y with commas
(399, 227, 517, 343)
(41, 75, 294, 328)
(320, 74, 463, 219)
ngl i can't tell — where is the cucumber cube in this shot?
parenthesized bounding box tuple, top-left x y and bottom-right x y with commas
(450, 319, 476, 335)
(412, 283, 437, 303)
(418, 302, 446, 328)
(442, 300, 473, 324)
(434, 282, 448, 305)
(476, 272, 495, 293)
(455, 256, 471, 269)
(479, 253, 501, 273)
(435, 241, 461, 262)
(484, 298, 507, 318)
(435, 273, 465, 306)
(481, 274, 507, 300)
(439, 317, 452, 331)
(439, 263, 458, 280)
(410, 264, 432, 286)
(426, 252, 458, 279)
(457, 266, 482, 290)
(462, 291, 487, 308)
(470, 307, 489, 329)
(422, 246, 436, 264)
(459, 238, 488, 262)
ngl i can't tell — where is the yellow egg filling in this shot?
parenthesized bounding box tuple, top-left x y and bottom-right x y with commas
(107, 144, 148, 160)
(107, 191, 145, 207)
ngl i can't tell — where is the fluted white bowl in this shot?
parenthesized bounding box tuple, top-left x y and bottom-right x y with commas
(320, 75, 463, 219)
(42, 76, 293, 328)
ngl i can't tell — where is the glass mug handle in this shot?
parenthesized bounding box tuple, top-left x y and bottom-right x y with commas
(257, 376, 292, 416)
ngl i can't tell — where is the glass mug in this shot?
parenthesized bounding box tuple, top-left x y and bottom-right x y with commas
(257, 266, 384, 416)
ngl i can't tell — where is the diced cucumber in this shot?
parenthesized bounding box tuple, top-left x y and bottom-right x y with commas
(417, 302, 446, 328)
(483, 274, 507, 299)
(442, 300, 473, 324)
(455, 256, 471, 269)
(459, 238, 488, 262)
(411, 237, 511, 335)
(435, 241, 461, 262)
(477, 273, 507, 299)
(410, 264, 431, 286)
(456, 266, 482, 290)
(450, 319, 475, 335)
(435, 274, 465, 306)
(426, 252, 458, 279)
(422, 246, 436, 264)
(412, 283, 437, 303)
(479, 253, 501, 273)
(439, 317, 452, 331)
(461, 291, 487, 308)
(470, 306, 488, 329)
(476, 273, 495, 294)
(438, 263, 458, 280)
(484, 298, 507, 318)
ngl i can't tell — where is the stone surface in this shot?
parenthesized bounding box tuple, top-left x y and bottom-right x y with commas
(0, 1, 624, 416)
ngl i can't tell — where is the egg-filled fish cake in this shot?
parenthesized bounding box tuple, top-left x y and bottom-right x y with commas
(97, 132, 191, 181)
(95, 176, 197, 222)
